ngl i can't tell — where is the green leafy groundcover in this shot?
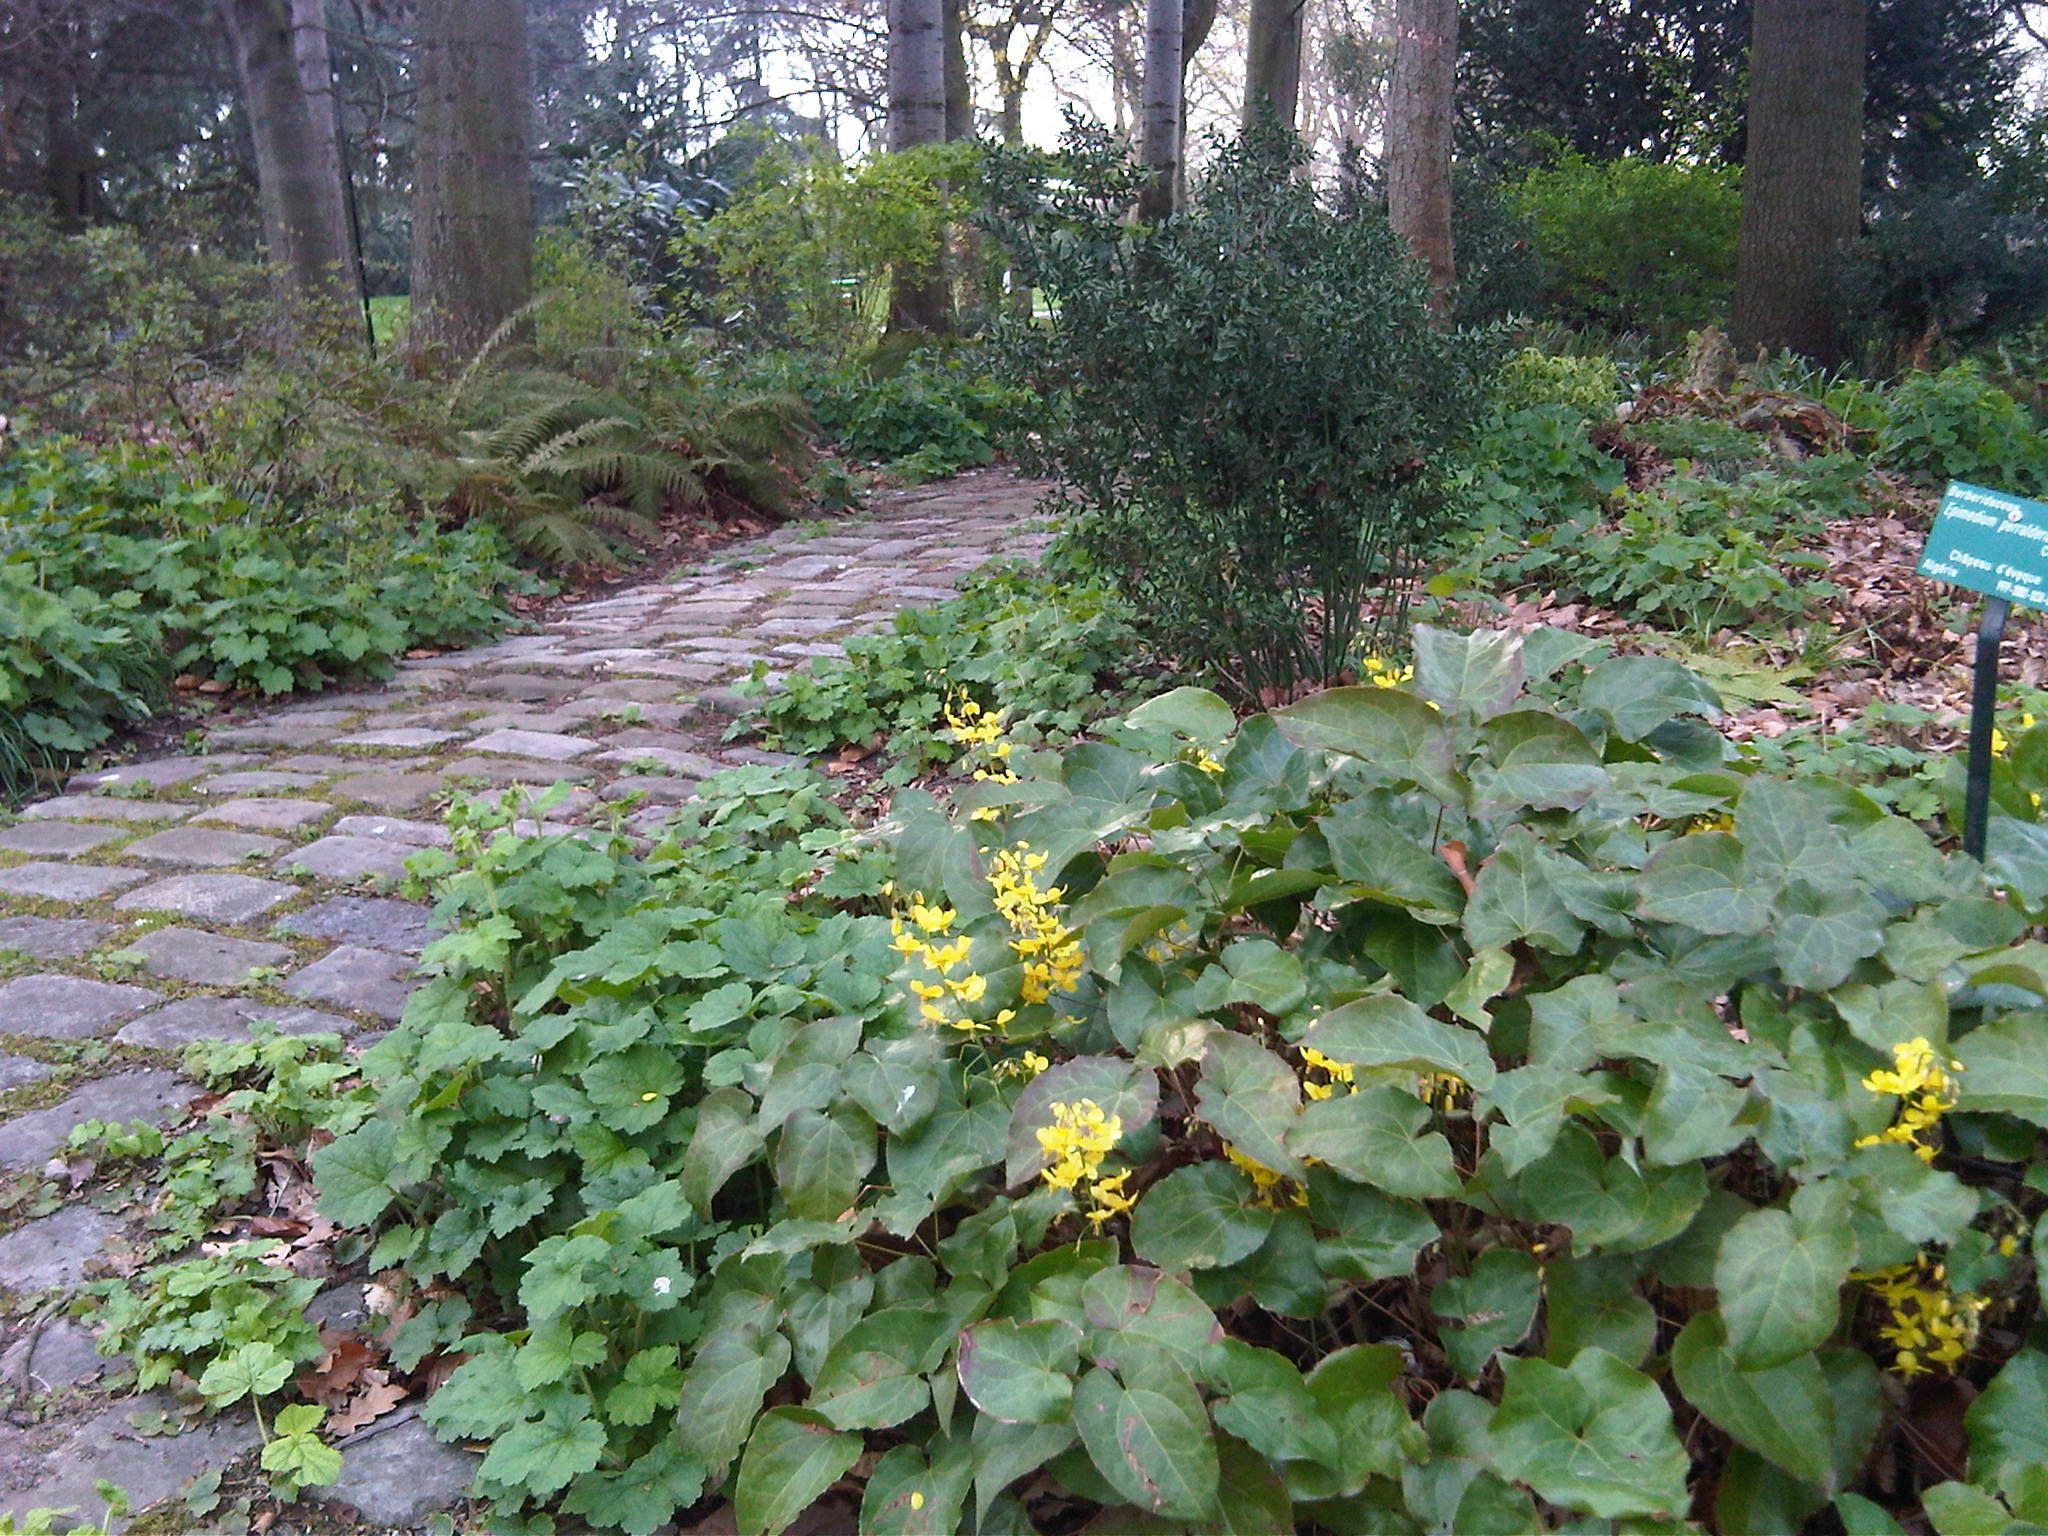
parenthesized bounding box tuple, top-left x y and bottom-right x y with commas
(319, 628, 2048, 1534)
(0, 437, 524, 791)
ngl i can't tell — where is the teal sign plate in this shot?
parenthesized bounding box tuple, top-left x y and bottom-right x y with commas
(1918, 480, 2048, 607)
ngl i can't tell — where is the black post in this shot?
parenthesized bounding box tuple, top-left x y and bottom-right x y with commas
(1965, 595, 2011, 861)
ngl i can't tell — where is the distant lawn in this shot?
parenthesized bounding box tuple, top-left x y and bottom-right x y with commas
(369, 294, 409, 350)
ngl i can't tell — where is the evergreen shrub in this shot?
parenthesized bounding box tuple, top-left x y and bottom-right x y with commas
(986, 123, 1497, 701)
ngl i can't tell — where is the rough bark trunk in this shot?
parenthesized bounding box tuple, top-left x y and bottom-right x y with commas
(219, 0, 356, 311)
(409, 0, 534, 360)
(1386, 0, 1457, 312)
(1137, 0, 1184, 220)
(1732, 0, 1865, 366)
(42, 95, 95, 229)
(1242, 0, 1304, 131)
(944, 0, 973, 141)
(888, 0, 951, 331)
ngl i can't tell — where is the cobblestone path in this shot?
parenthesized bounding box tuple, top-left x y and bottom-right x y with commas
(0, 469, 1047, 1528)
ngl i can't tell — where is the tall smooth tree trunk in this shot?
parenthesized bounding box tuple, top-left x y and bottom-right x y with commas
(409, 0, 533, 360)
(889, 0, 947, 153)
(219, 0, 356, 312)
(888, 0, 951, 331)
(1386, 0, 1457, 312)
(1732, 0, 1865, 365)
(1242, 0, 1305, 131)
(1137, 0, 1183, 220)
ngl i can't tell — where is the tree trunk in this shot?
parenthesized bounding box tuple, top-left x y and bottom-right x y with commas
(889, 0, 947, 153)
(1137, 0, 1183, 220)
(219, 0, 356, 312)
(1242, 0, 1305, 131)
(409, 0, 533, 360)
(944, 0, 973, 141)
(42, 94, 95, 229)
(888, 0, 950, 331)
(1385, 0, 1457, 312)
(1733, 0, 1865, 366)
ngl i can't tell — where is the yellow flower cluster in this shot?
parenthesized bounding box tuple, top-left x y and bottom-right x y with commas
(1416, 1072, 1468, 1112)
(1300, 1047, 1356, 1101)
(990, 844, 1082, 1005)
(1189, 748, 1225, 775)
(1037, 1099, 1136, 1228)
(1860, 1256, 1988, 1378)
(1360, 656, 1414, 689)
(945, 695, 1019, 786)
(1855, 1037, 1961, 1163)
(994, 1050, 1051, 1081)
(889, 898, 996, 1034)
(1224, 1144, 1307, 1209)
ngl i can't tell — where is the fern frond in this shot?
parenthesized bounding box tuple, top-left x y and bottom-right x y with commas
(444, 301, 545, 419)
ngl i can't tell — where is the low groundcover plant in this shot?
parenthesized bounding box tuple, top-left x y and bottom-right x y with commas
(313, 626, 2048, 1534)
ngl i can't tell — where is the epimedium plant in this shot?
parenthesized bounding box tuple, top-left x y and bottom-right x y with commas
(734, 564, 1148, 783)
(314, 625, 2048, 1534)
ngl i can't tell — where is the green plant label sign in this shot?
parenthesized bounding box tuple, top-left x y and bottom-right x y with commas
(1918, 481, 2048, 608)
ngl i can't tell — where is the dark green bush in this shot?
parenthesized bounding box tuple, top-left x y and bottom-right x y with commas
(1504, 152, 1741, 339)
(987, 122, 1498, 700)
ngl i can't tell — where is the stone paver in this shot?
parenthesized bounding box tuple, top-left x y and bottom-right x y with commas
(124, 826, 285, 866)
(65, 756, 227, 792)
(465, 727, 597, 760)
(335, 726, 465, 748)
(114, 872, 296, 924)
(0, 862, 147, 901)
(278, 897, 437, 955)
(0, 471, 1048, 1532)
(0, 917, 115, 959)
(284, 946, 417, 1021)
(0, 1204, 122, 1291)
(126, 928, 293, 986)
(116, 998, 352, 1049)
(331, 814, 452, 847)
(0, 821, 126, 858)
(16, 795, 183, 824)
(193, 796, 333, 830)
(332, 770, 446, 810)
(0, 975, 160, 1039)
(0, 1056, 49, 1091)
(0, 1070, 186, 1168)
(196, 769, 326, 794)
(1, 1396, 261, 1522)
(314, 1417, 482, 1527)
(277, 835, 421, 883)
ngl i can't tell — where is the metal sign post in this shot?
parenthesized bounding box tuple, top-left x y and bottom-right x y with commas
(1917, 480, 2048, 861)
(1964, 596, 2010, 861)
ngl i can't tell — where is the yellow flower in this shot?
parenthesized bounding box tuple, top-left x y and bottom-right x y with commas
(1224, 1144, 1307, 1209)
(990, 844, 1082, 1005)
(1857, 1254, 1987, 1378)
(1300, 1048, 1355, 1101)
(1360, 655, 1415, 689)
(1037, 1099, 1121, 1192)
(1856, 1037, 1961, 1163)
(1191, 748, 1225, 775)
(909, 902, 956, 935)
